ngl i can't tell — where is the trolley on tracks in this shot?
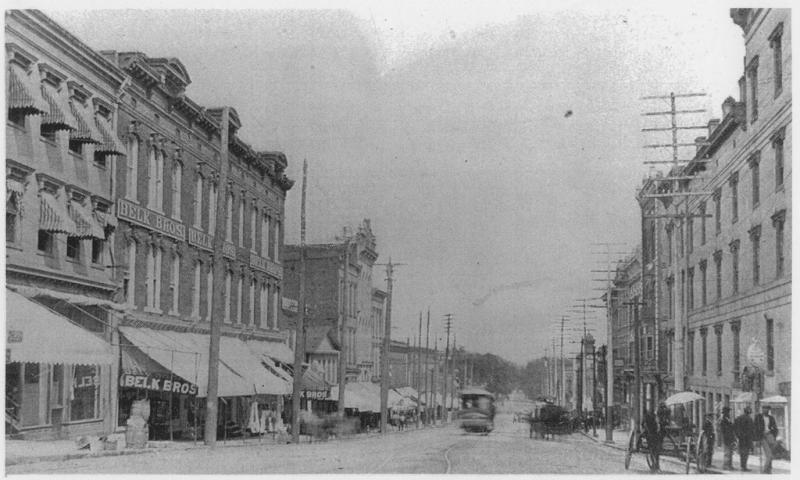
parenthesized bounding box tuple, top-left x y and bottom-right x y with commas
(457, 387, 495, 434)
(624, 391, 713, 474)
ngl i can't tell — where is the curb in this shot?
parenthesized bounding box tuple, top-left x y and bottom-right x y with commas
(579, 431, 724, 474)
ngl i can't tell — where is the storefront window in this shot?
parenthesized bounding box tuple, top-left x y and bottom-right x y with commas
(70, 365, 100, 421)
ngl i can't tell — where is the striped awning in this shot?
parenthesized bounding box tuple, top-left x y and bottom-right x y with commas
(94, 116, 126, 155)
(40, 84, 79, 131)
(68, 101, 103, 144)
(69, 200, 105, 239)
(7, 67, 48, 115)
(7, 68, 47, 114)
(39, 192, 77, 235)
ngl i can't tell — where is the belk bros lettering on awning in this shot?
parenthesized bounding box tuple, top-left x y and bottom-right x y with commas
(119, 374, 198, 396)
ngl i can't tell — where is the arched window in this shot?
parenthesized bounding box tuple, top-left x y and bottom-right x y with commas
(170, 253, 181, 315)
(225, 192, 233, 242)
(171, 161, 182, 220)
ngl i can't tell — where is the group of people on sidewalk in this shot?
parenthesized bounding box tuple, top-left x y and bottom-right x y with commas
(719, 404, 781, 473)
(641, 402, 783, 474)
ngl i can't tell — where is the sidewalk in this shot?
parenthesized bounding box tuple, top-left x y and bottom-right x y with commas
(581, 428, 791, 475)
(5, 423, 445, 467)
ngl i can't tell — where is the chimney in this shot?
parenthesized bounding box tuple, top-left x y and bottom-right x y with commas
(708, 119, 721, 138)
(722, 96, 737, 116)
(695, 136, 708, 155)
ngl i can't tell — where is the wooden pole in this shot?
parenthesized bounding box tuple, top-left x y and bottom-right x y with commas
(204, 106, 231, 448)
(291, 159, 308, 444)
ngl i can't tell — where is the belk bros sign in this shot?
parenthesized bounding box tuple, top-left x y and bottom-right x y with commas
(119, 374, 198, 396)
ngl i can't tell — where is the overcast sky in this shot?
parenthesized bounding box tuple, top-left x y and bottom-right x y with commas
(42, 1, 748, 364)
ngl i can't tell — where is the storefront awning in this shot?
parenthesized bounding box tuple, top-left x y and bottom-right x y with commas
(119, 327, 291, 397)
(119, 337, 198, 396)
(94, 208, 118, 231)
(9, 285, 128, 312)
(246, 339, 294, 364)
(40, 192, 78, 235)
(7, 68, 47, 115)
(69, 200, 105, 239)
(329, 382, 382, 412)
(6, 289, 114, 365)
(732, 391, 758, 403)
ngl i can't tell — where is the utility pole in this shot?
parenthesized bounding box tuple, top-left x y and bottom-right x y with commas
(416, 312, 422, 428)
(337, 227, 351, 421)
(451, 334, 457, 413)
(204, 106, 231, 448)
(559, 316, 568, 407)
(442, 314, 452, 423)
(642, 92, 710, 395)
(378, 258, 404, 434)
(291, 159, 308, 444)
(432, 338, 438, 424)
(424, 309, 430, 425)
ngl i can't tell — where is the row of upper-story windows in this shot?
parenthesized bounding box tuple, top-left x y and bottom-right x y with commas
(124, 136, 282, 260)
(742, 22, 785, 125)
(123, 238, 281, 329)
(671, 208, 786, 314)
(6, 166, 114, 274)
(686, 315, 775, 378)
(666, 125, 786, 263)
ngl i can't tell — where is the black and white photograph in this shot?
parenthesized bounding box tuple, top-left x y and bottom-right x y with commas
(3, 1, 793, 476)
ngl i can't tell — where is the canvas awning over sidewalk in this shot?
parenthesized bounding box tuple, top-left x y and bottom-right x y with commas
(119, 327, 291, 397)
(6, 289, 114, 366)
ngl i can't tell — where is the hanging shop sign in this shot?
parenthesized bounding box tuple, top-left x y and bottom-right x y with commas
(119, 374, 198, 396)
(300, 390, 330, 400)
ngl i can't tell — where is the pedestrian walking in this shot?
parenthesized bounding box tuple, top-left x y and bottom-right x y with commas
(754, 404, 779, 473)
(719, 406, 736, 470)
(734, 406, 755, 472)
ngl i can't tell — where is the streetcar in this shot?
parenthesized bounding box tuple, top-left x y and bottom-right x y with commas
(457, 387, 496, 433)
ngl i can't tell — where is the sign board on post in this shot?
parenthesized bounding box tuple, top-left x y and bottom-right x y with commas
(282, 297, 298, 313)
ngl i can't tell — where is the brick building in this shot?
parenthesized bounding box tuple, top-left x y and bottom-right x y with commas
(6, 10, 297, 441)
(282, 219, 384, 386)
(6, 10, 126, 440)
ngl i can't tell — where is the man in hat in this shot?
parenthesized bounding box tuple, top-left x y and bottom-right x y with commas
(719, 406, 736, 470)
(754, 404, 779, 473)
(701, 412, 716, 468)
(734, 406, 755, 471)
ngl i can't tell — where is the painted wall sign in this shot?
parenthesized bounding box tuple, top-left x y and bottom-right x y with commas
(7, 330, 23, 343)
(300, 390, 330, 400)
(188, 228, 213, 251)
(117, 199, 186, 240)
(282, 297, 298, 313)
(119, 374, 198, 396)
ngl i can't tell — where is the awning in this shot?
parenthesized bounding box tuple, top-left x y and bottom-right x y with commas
(119, 336, 198, 396)
(732, 391, 758, 403)
(9, 285, 128, 312)
(6, 289, 114, 365)
(119, 327, 290, 397)
(94, 208, 118, 231)
(329, 382, 382, 412)
(7, 179, 25, 205)
(246, 339, 294, 364)
(39, 192, 78, 235)
(69, 200, 105, 239)
(761, 395, 788, 404)
(40, 84, 79, 131)
(94, 116, 126, 155)
(7, 68, 47, 115)
(68, 101, 103, 144)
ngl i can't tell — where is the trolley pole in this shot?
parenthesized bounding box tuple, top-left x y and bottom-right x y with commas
(442, 314, 452, 423)
(337, 229, 350, 421)
(416, 312, 422, 428)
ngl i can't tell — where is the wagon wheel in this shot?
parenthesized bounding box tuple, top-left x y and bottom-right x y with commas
(695, 431, 708, 473)
(684, 436, 693, 474)
(624, 429, 636, 470)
